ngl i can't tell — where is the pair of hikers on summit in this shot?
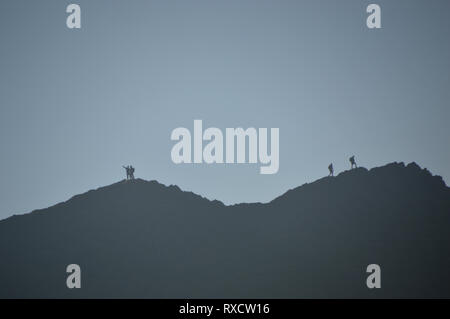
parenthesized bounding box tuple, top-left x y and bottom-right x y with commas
(123, 165, 135, 180)
(328, 156, 357, 177)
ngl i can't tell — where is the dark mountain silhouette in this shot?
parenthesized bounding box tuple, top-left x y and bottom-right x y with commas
(1, 162, 449, 298)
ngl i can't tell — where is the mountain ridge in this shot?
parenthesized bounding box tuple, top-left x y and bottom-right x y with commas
(3, 161, 447, 223)
(0, 161, 449, 298)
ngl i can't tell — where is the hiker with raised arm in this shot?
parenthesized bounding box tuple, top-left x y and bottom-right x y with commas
(123, 165, 130, 180)
(328, 163, 334, 176)
(349, 156, 357, 169)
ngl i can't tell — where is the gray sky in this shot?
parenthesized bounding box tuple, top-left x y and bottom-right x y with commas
(1, 0, 449, 220)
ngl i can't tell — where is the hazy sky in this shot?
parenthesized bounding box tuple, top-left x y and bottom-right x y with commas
(1, 0, 449, 220)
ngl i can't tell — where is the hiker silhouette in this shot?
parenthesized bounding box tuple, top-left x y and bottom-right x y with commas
(328, 163, 334, 176)
(122, 166, 129, 180)
(349, 156, 357, 169)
